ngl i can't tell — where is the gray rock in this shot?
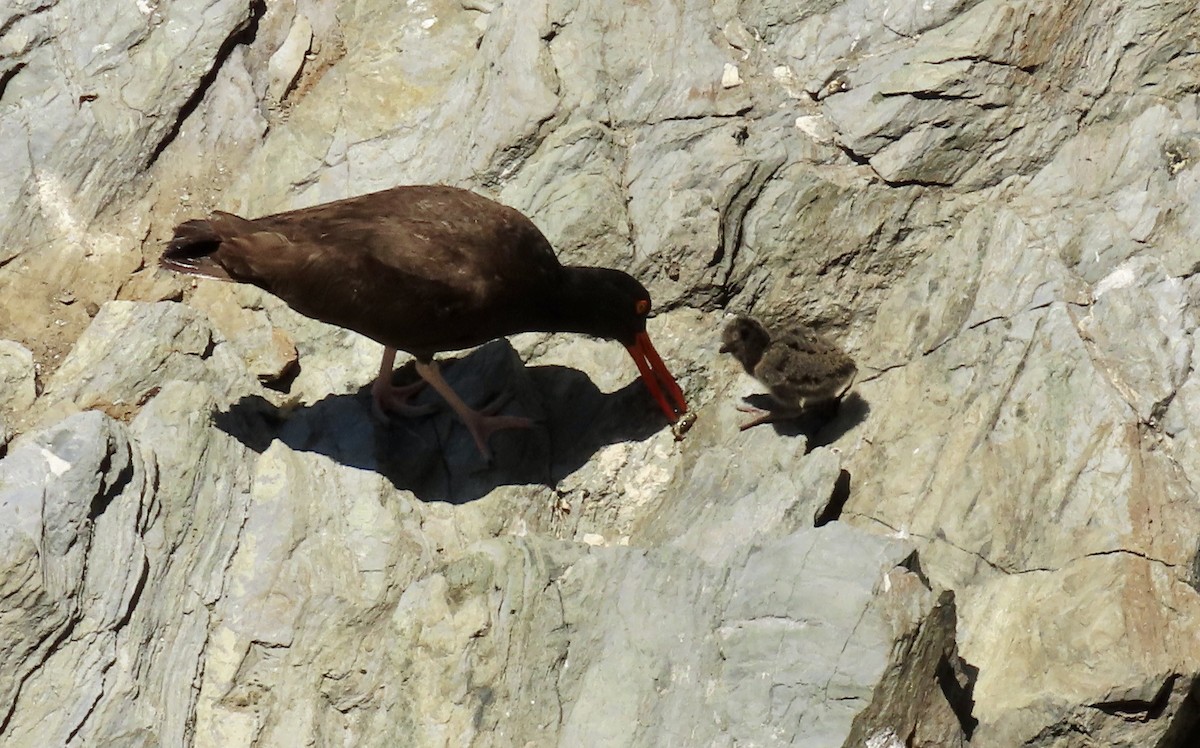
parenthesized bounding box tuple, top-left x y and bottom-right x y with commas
(547, 525, 930, 746)
(960, 553, 1200, 747)
(0, 0, 252, 255)
(0, 340, 36, 417)
(33, 300, 254, 428)
(266, 13, 313, 104)
(186, 285, 300, 385)
(202, 524, 933, 746)
(0, 411, 142, 740)
(2, 0, 1200, 745)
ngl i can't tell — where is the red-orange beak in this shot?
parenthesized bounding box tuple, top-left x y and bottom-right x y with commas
(625, 331, 688, 422)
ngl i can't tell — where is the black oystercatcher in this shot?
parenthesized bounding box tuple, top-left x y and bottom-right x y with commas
(161, 185, 688, 457)
(719, 315, 856, 431)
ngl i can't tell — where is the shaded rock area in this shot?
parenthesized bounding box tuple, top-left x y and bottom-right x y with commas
(1, 0, 1198, 746)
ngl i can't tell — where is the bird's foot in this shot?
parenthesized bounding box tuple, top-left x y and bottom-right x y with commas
(371, 377, 436, 421)
(736, 403, 776, 431)
(411, 358, 533, 461)
(479, 390, 514, 417)
(460, 410, 534, 461)
(735, 403, 801, 431)
(477, 390, 544, 423)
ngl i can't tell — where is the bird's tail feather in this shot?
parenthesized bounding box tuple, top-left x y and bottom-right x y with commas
(160, 216, 242, 281)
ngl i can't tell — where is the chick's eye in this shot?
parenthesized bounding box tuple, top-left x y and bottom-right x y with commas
(635, 299, 651, 316)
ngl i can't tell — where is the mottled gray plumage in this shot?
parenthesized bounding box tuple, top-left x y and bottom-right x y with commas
(720, 315, 856, 430)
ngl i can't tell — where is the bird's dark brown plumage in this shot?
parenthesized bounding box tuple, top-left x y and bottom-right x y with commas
(162, 185, 688, 456)
(720, 315, 856, 430)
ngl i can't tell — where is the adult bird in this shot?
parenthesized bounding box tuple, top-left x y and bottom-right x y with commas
(161, 185, 688, 457)
(719, 315, 856, 431)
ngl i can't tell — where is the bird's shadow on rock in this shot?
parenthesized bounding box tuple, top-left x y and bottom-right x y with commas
(742, 392, 870, 451)
(212, 339, 667, 503)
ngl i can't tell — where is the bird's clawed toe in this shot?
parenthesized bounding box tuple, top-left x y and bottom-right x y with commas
(371, 378, 436, 421)
(461, 413, 535, 461)
(735, 402, 799, 431)
(738, 410, 776, 431)
(479, 391, 515, 417)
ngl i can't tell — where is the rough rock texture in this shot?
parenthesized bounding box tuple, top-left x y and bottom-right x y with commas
(2, 0, 1199, 746)
(0, 341, 36, 451)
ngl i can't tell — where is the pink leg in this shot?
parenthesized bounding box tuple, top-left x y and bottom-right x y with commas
(736, 403, 778, 431)
(371, 347, 435, 421)
(735, 402, 807, 431)
(414, 359, 532, 459)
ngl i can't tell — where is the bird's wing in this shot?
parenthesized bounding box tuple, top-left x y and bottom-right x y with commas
(253, 186, 563, 301)
(755, 329, 856, 403)
(166, 186, 566, 354)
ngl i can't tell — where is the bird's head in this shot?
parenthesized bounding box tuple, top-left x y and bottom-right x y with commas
(719, 315, 771, 373)
(554, 267, 654, 345)
(557, 267, 688, 422)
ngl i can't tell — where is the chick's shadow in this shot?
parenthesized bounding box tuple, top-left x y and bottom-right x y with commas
(740, 391, 870, 451)
(213, 339, 667, 504)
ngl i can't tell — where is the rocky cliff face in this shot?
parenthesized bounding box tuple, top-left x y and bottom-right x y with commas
(2, 0, 1198, 745)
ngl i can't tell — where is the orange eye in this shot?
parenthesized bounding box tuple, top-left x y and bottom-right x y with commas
(635, 299, 651, 316)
